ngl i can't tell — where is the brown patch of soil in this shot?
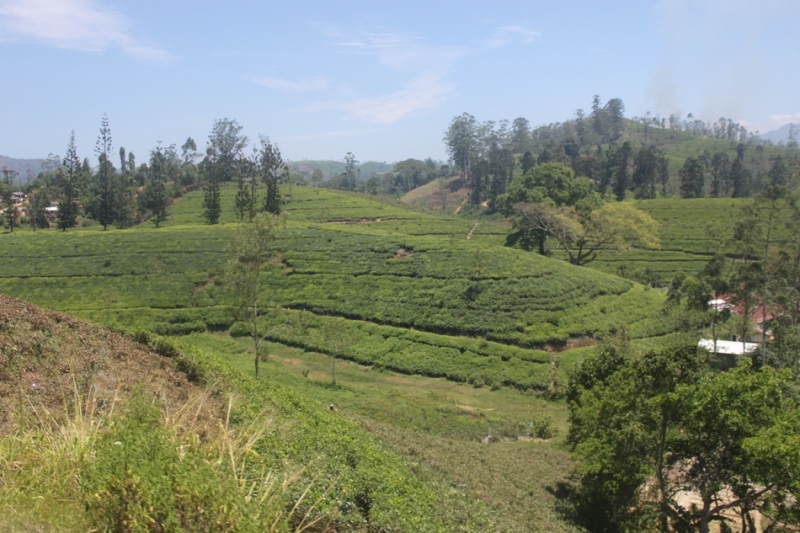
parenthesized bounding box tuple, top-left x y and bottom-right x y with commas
(0, 296, 218, 434)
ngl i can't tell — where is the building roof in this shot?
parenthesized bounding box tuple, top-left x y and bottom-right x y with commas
(698, 338, 759, 355)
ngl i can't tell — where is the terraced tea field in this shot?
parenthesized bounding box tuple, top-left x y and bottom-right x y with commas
(0, 184, 669, 390)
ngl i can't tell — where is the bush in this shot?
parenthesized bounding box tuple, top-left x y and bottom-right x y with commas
(531, 414, 554, 439)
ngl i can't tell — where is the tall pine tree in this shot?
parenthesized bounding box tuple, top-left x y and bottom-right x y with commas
(260, 138, 283, 215)
(202, 148, 221, 224)
(93, 113, 115, 230)
(57, 131, 81, 231)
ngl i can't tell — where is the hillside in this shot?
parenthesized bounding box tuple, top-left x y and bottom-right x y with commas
(1, 184, 690, 531)
(0, 155, 46, 184)
(0, 184, 670, 391)
(1, 295, 489, 532)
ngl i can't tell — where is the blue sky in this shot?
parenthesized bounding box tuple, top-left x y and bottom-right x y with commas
(1, 0, 799, 164)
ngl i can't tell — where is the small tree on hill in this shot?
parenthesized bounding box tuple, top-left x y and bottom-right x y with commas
(227, 213, 285, 378)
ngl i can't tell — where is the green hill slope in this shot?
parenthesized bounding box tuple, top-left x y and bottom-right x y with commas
(0, 184, 668, 391)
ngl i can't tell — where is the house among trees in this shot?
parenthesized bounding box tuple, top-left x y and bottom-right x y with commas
(709, 294, 778, 344)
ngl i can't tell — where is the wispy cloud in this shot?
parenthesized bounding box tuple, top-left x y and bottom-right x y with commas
(484, 25, 539, 49)
(341, 74, 454, 124)
(0, 0, 171, 62)
(247, 75, 329, 92)
(329, 32, 463, 123)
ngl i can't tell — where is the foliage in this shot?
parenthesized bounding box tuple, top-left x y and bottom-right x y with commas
(568, 342, 800, 533)
(226, 213, 284, 377)
(512, 201, 661, 266)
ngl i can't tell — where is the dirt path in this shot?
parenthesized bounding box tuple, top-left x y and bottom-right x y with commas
(466, 222, 479, 240)
(453, 198, 468, 215)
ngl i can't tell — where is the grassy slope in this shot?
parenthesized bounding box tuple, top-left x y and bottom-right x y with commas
(0, 184, 668, 531)
(0, 297, 459, 532)
(0, 184, 668, 389)
(180, 331, 579, 532)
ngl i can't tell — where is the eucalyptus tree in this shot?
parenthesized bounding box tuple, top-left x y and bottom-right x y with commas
(444, 112, 478, 185)
(208, 118, 247, 182)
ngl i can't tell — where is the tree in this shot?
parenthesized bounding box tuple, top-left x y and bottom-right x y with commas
(202, 148, 221, 224)
(700, 253, 731, 353)
(443, 113, 478, 184)
(227, 213, 284, 378)
(57, 131, 81, 232)
(604, 98, 625, 141)
(520, 151, 536, 175)
(511, 201, 660, 266)
(510, 117, 531, 154)
(93, 113, 115, 230)
(632, 145, 662, 199)
(234, 152, 252, 222)
(568, 342, 800, 533)
(28, 186, 50, 230)
(611, 142, 632, 200)
(1, 168, 18, 232)
(679, 156, 705, 198)
(710, 152, 730, 197)
(768, 156, 789, 187)
(141, 143, 172, 227)
(208, 118, 248, 182)
(337, 151, 359, 191)
(735, 187, 796, 363)
(181, 137, 197, 164)
(260, 138, 284, 215)
(731, 157, 751, 198)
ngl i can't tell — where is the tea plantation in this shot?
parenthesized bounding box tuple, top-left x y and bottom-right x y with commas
(0, 184, 671, 391)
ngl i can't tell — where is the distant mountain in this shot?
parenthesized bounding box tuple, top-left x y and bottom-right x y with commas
(759, 123, 798, 145)
(0, 155, 47, 185)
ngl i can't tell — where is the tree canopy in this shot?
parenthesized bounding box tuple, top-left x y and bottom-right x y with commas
(568, 342, 800, 533)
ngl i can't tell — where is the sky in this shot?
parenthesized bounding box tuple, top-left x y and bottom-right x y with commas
(1, 0, 799, 164)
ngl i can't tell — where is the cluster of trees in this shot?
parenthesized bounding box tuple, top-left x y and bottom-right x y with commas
(497, 162, 661, 265)
(199, 119, 286, 225)
(567, 340, 800, 533)
(679, 151, 791, 199)
(320, 154, 449, 196)
(4, 115, 196, 232)
(1, 117, 290, 231)
(444, 97, 797, 208)
(668, 186, 800, 365)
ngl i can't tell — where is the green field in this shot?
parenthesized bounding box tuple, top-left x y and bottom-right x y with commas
(1, 183, 679, 531)
(0, 184, 670, 388)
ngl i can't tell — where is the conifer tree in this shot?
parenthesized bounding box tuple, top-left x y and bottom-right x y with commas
(234, 153, 251, 221)
(259, 138, 283, 215)
(142, 143, 172, 227)
(57, 131, 81, 231)
(93, 113, 115, 230)
(202, 148, 221, 224)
